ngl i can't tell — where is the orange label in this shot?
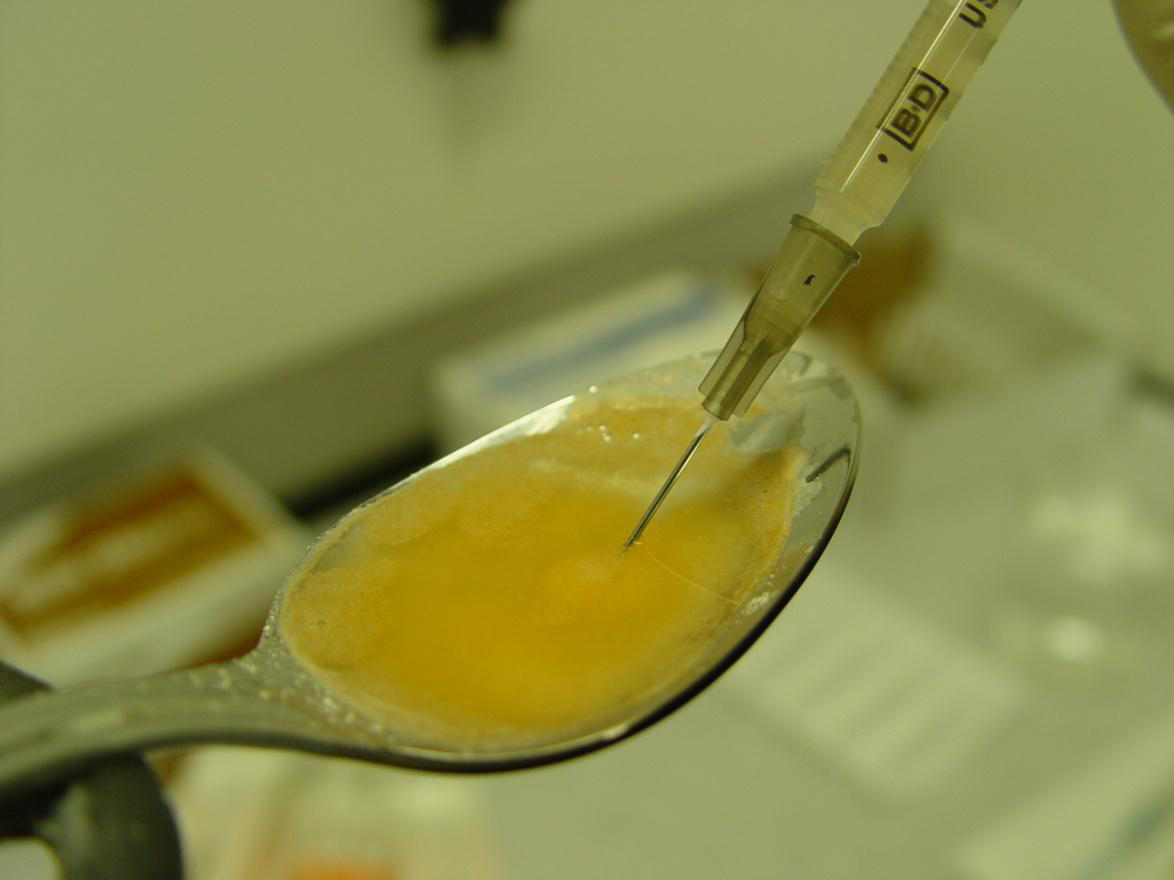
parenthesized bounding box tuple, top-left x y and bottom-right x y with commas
(0, 467, 260, 638)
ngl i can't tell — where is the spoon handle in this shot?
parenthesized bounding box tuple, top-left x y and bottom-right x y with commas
(0, 656, 330, 800)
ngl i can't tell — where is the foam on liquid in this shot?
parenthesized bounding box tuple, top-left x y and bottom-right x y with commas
(280, 397, 799, 749)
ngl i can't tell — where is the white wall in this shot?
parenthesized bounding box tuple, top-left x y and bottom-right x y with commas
(1, 0, 1170, 482)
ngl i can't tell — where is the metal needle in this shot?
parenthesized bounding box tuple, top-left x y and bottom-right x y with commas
(622, 415, 714, 549)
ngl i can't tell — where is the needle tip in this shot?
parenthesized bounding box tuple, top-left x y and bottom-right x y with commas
(621, 417, 714, 549)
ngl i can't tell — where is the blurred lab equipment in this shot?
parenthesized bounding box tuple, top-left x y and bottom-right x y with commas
(0, 659, 182, 880)
(432, 0, 514, 45)
(1112, 0, 1174, 108)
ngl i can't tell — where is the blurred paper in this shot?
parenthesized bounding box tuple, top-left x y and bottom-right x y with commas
(894, 355, 1129, 514)
(726, 562, 1024, 802)
(172, 747, 498, 880)
(0, 451, 306, 684)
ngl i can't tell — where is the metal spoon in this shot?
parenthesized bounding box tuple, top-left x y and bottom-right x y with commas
(0, 351, 858, 799)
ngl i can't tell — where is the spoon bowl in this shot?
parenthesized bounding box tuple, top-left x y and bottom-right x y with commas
(0, 351, 858, 798)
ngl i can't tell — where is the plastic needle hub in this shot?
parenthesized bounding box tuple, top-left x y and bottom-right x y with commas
(622, 416, 714, 549)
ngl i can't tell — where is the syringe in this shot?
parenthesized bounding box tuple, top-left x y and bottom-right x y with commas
(625, 0, 1022, 548)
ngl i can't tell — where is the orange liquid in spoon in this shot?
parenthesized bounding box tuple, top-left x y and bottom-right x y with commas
(281, 399, 799, 749)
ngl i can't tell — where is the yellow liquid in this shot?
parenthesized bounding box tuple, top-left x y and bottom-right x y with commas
(280, 398, 799, 749)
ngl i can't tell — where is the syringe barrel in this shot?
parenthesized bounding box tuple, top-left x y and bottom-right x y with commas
(700, 1, 1022, 421)
(809, 0, 1022, 242)
(700, 216, 859, 420)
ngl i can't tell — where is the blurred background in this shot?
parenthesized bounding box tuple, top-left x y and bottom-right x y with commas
(1, 1, 1172, 878)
